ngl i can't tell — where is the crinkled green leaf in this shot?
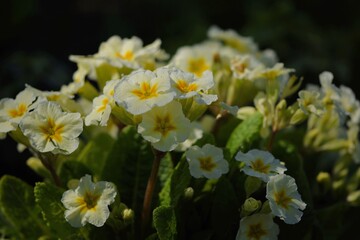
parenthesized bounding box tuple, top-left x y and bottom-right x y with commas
(59, 160, 93, 185)
(78, 133, 115, 179)
(226, 113, 262, 158)
(0, 175, 47, 239)
(153, 206, 177, 240)
(34, 182, 81, 239)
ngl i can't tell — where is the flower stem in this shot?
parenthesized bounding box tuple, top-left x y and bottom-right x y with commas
(267, 129, 278, 152)
(141, 148, 165, 237)
(39, 153, 62, 187)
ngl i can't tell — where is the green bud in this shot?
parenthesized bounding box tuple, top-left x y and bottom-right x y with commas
(347, 190, 360, 206)
(184, 187, 194, 200)
(243, 197, 261, 213)
(316, 171, 331, 193)
(26, 157, 51, 179)
(290, 109, 307, 125)
(111, 104, 142, 125)
(67, 179, 80, 190)
(122, 208, 135, 223)
(78, 81, 99, 101)
(259, 200, 271, 214)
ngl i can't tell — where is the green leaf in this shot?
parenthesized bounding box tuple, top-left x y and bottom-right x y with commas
(34, 182, 81, 239)
(226, 113, 262, 159)
(0, 175, 47, 239)
(78, 133, 115, 179)
(59, 160, 93, 185)
(159, 157, 191, 207)
(314, 202, 348, 240)
(210, 177, 239, 240)
(170, 158, 192, 207)
(153, 206, 177, 240)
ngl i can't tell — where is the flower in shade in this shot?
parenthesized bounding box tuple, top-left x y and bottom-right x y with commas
(0, 89, 39, 136)
(185, 144, 229, 179)
(114, 68, 176, 115)
(19, 101, 83, 155)
(266, 174, 306, 224)
(137, 101, 191, 152)
(61, 174, 117, 228)
(235, 149, 287, 182)
(236, 213, 279, 240)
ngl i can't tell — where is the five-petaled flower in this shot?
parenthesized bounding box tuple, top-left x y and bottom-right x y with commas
(185, 143, 229, 179)
(235, 149, 287, 182)
(236, 213, 279, 240)
(137, 101, 191, 152)
(61, 174, 117, 228)
(19, 101, 83, 155)
(0, 89, 38, 137)
(114, 68, 176, 115)
(266, 174, 306, 224)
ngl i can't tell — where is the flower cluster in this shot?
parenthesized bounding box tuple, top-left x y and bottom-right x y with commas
(0, 26, 359, 240)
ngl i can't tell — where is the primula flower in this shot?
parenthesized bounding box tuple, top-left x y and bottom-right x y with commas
(85, 79, 119, 126)
(266, 174, 306, 224)
(297, 90, 324, 116)
(236, 213, 279, 240)
(208, 26, 258, 54)
(170, 68, 218, 105)
(19, 101, 83, 155)
(185, 144, 229, 179)
(114, 68, 176, 115)
(0, 89, 38, 136)
(137, 101, 191, 152)
(61, 174, 117, 228)
(95, 35, 168, 70)
(171, 42, 220, 77)
(230, 54, 263, 80)
(235, 149, 287, 182)
(338, 85, 360, 124)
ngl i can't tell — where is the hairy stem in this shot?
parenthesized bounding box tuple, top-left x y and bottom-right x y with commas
(141, 148, 165, 238)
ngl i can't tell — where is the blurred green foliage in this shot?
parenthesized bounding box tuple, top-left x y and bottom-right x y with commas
(0, 0, 359, 183)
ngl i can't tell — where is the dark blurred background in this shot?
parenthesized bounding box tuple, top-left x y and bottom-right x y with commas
(1, 0, 359, 184)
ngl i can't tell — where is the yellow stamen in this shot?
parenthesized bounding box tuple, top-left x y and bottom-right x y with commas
(198, 156, 216, 172)
(154, 114, 176, 137)
(188, 58, 209, 77)
(176, 80, 198, 93)
(250, 158, 270, 173)
(274, 189, 292, 209)
(40, 118, 64, 143)
(115, 50, 134, 61)
(132, 82, 158, 100)
(247, 223, 267, 240)
(97, 97, 109, 113)
(8, 103, 27, 118)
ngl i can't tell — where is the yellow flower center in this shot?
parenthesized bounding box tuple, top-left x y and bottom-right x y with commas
(115, 50, 134, 61)
(97, 97, 109, 113)
(132, 82, 159, 100)
(188, 58, 209, 77)
(176, 80, 198, 93)
(198, 156, 216, 172)
(274, 189, 292, 209)
(77, 191, 100, 211)
(247, 223, 267, 240)
(250, 158, 270, 174)
(40, 118, 64, 143)
(154, 114, 176, 137)
(8, 103, 27, 118)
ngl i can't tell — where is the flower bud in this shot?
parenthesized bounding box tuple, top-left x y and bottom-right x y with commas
(241, 197, 262, 217)
(347, 190, 360, 206)
(184, 187, 194, 200)
(122, 208, 135, 223)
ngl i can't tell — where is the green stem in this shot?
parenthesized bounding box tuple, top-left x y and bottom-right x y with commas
(267, 129, 278, 152)
(39, 153, 62, 187)
(141, 148, 165, 238)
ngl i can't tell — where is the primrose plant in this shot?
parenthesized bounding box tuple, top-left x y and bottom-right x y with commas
(0, 26, 359, 240)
